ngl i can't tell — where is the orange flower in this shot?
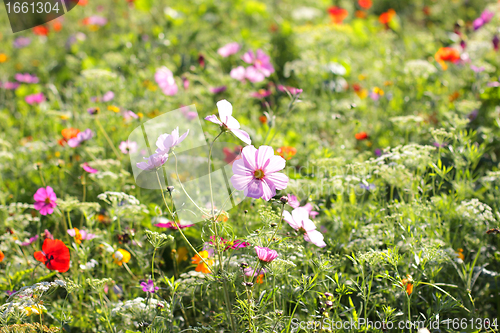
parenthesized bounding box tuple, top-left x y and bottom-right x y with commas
(256, 273, 264, 284)
(355, 10, 367, 19)
(191, 250, 213, 274)
(449, 91, 460, 102)
(277, 146, 297, 160)
(33, 25, 49, 36)
(327, 6, 348, 24)
(0, 54, 8, 63)
(62, 128, 80, 140)
(435, 47, 460, 70)
(0, 250, 4, 263)
(78, 0, 88, 5)
(379, 9, 396, 25)
(355, 132, 369, 140)
(401, 274, 414, 295)
(259, 115, 268, 124)
(423, 6, 431, 16)
(51, 19, 63, 32)
(456, 248, 465, 260)
(358, 0, 372, 9)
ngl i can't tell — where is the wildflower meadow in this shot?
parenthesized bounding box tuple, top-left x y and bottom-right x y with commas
(1, 0, 500, 332)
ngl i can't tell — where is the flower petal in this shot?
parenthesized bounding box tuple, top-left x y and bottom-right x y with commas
(244, 179, 264, 199)
(304, 230, 326, 248)
(241, 145, 258, 171)
(205, 114, 222, 126)
(263, 155, 286, 174)
(255, 145, 275, 170)
(216, 99, 233, 123)
(231, 129, 251, 145)
(264, 172, 288, 190)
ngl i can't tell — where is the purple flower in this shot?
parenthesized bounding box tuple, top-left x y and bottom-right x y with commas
(359, 183, 376, 191)
(243, 266, 266, 277)
(230, 145, 289, 201)
(155, 127, 189, 155)
(25, 92, 45, 104)
(136, 153, 168, 171)
(33, 186, 57, 215)
(209, 86, 227, 94)
(5, 290, 16, 296)
(13, 37, 31, 48)
(205, 100, 251, 145)
(155, 66, 178, 96)
(468, 109, 479, 121)
(1, 82, 20, 90)
(277, 85, 303, 96)
(255, 246, 278, 262)
(251, 89, 272, 99)
(369, 91, 380, 101)
(87, 107, 99, 115)
(68, 129, 93, 148)
(473, 10, 494, 30)
(67, 228, 97, 241)
(16, 235, 39, 246)
(218, 42, 241, 57)
(242, 49, 275, 77)
(119, 140, 138, 154)
(493, 35, 499, 51)
(140, 279, 159, 293)
(471, 65, 485, 73)
(81, 162, 98, 174)
(375, 148, 383, 157)
(230, 66, 246, 81)
(283, 208, 326, 248)
(102, 91, 114, 102)
(15, 73, 39, 84)
(432, 142, 448, 148)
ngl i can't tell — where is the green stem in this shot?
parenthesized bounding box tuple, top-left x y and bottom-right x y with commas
(151, 248, 156, 280)
(95, 116, 121, 160)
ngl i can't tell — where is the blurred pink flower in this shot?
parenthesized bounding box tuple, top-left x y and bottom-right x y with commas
(25, 92, 45, 104)
(16, 235, 39, 246)
(218, 42, 241, 57)
(68, 129, 93, 148)
(242, 49, 275, 77)
(155, 127, 189, 155)
(136, 153, 168, 171)
(182, 76, 189, 90)
(230, 145, 288, 201)
(155, 66, 178, 96)
(205, 100, 251, 145)
(81, 162, 98, 173)
(473, 10, 494, 30)
(15, 73, 39, 84)
(277, 85, 303, 96)
(230, 66, 246, 81)
(119, 140, 138, 154)
(209, 86, 227, 94)
(283, 208, 326, 248)
(155, 220, 194, 230)
(1, 82, 20, 90)
(13, 37, 31, 48)
(102, 91, 114, 102)
(245, 66, 265, 83)
(83, 15, 107, 26)
(67, 228, 97, 241)
(255, 246, 278, 262)
(34, 186, 57, 215)
(140, 279, 159, 293)
(251, 89, 272, 99)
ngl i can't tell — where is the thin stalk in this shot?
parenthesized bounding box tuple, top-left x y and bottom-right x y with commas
(95, 116, 121, 160)
(171, 152, 205, 214)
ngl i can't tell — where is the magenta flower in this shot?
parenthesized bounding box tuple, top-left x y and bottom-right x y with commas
(1, 82, 20, 90)
(473, 10, 494, 30)
(209, 86, 227, 94)
(25, 92, 45, 105)
(277, 85, 303, 96)
(81, 162, 98, 174)
(15, 73, 39, 84)
(230, 145, 288, 201)
(13, 37, 31, 48)
(136, 153, 168, 171)
(155, 66, 178, 96)
(154, 220, 194, 230)
(255, 246, 278, 263)
(68, 129, 93, 148)
(102, 91, 114, 102)
(244, 266, 266, 277)
(16, 235, 39, 246)
(287, 194, 318, 218)
(218, 42, 241, 57)
(43, 229, 54, 240)
(5, 290, 16, 296)
(119, 140, 138, 154)
(182, 76, 189, 90)
(493, 35, 499, 51)
(155, 127, 189, 156)
(34, 186, 57, 216)
(205, 100, 251, 145)
(67, 228, 97, 241)
(251, 89, 272, 99)
(140, 279, 159, 293)
(242, 49, 275, 77)
(230, 66, 246, 81)
(283, 208, 326, 248)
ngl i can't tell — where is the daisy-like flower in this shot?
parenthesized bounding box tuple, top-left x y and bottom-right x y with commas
(16, 235, 39, 246)
(67, 228, 97, 244)
(230, 145, 288, 201)
(191, 250, 214, 273)
(140, 279, 160, 293)
(283, 208, 326, 248)
(15, 73, 39, 84)
(34, 186, 57, 215)
(136, 153, 168, 171)
(119, 140, 138, 154)
(25, 92, 45, 104)
(113, 249, 131, 266)
(255, 246, 278, 263)
(205, 100, 251, 145)
(218, 42, 241, 57)
(81, 162, 98, 173)
(230, 66, 246, 81)
(155, 66, 178, 96)
(102, 91, 114, 102)
(155, 127, 189, 155)
(242, 49, 275, 77)
(68, 129, 93, 148)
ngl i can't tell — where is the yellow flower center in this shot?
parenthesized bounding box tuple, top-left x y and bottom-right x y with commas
(254, 169, 265, 179)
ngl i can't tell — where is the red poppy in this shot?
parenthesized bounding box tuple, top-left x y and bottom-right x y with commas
(355, 132, 369, 140)
(327, 6, 348, 24)
(34, 239, 70, 273)
(435, 47, 460, 70)
(379, 9, 396, 25)
(358, 0, 372, 9)
(33, 25, 49, 36)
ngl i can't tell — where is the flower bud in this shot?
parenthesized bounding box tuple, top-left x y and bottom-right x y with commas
(166, 186, 175, 192)
(242, 282, 254, 287)
(279, 196, 288, 204)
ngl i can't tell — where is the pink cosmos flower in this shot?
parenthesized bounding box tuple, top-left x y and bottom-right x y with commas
(25, 92, 45, 104)
(67, 228, 97, 241)
(154, 220, 194, 230)
(287, 194, 318, 218)
(16, 235, 39, 246)
(155, 127, 189, 156)
(34, 186, 57, 215)
(244, 266, 266, 277)
(283, 208, 326, 248)
(473, 10, 494, 30)
(230, 66, 246, 81)
(1, 82, 20, 90)
(15, 73, 39, 84)
(155, 66, 178, 96)
(180, 106, 198, 120)
(251, 89, 272, 99)
(102, 91, 114, 102)
(242, 49, 275, 77)
(230, 145, 288, 201)
(245, 66, 266, 83)
(68, 129, 93, 148)
(255, 246, 278, 262)
(218, 42, 241, 57)
(119, 140, 138, 154)
(43, 229, 54, 240)
(84, 15, 107, 26)
(81, 162, 98, 173)
(122, 110, 139, 121)
(136, 153, 168, 171)
(209, 86, 227, 94)
(140, 279, 159, 293)
(471, 65, 485, 73)
(277, 85, 303, 96)
(302, 203, 319, 218)
(205, 100, 251, 145)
